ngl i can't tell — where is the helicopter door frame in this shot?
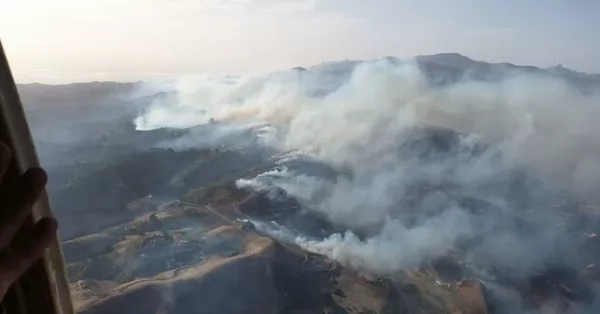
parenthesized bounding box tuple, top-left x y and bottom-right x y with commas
(0, 40, 74, 314)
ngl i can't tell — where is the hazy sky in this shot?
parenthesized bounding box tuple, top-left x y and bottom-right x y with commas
(1, 0, 599, 83)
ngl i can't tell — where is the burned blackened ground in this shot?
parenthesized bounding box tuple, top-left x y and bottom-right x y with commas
(238, 191, 346, 240)
(71, 200, 493, 314)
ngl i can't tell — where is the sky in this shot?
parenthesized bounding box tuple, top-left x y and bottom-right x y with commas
(0, 0, 599, 83)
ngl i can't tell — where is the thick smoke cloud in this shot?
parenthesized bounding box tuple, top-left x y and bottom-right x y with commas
(135, 58, 600, 284)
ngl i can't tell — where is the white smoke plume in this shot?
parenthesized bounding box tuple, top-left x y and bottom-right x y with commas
(136, 60, 600, 197)
(135, 58, 600, 279)
(296, 208, 474, 274)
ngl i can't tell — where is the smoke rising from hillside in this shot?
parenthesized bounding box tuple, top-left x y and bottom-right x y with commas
(137, 58, 600, 200)
(135, 58, 600, 289)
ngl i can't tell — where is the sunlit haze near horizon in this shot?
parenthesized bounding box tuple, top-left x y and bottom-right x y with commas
(1, 0, 599, 84)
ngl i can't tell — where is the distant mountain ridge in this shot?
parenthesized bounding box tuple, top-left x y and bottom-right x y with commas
(16, 53, 600, 89)
(416, 53, 600, 86)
